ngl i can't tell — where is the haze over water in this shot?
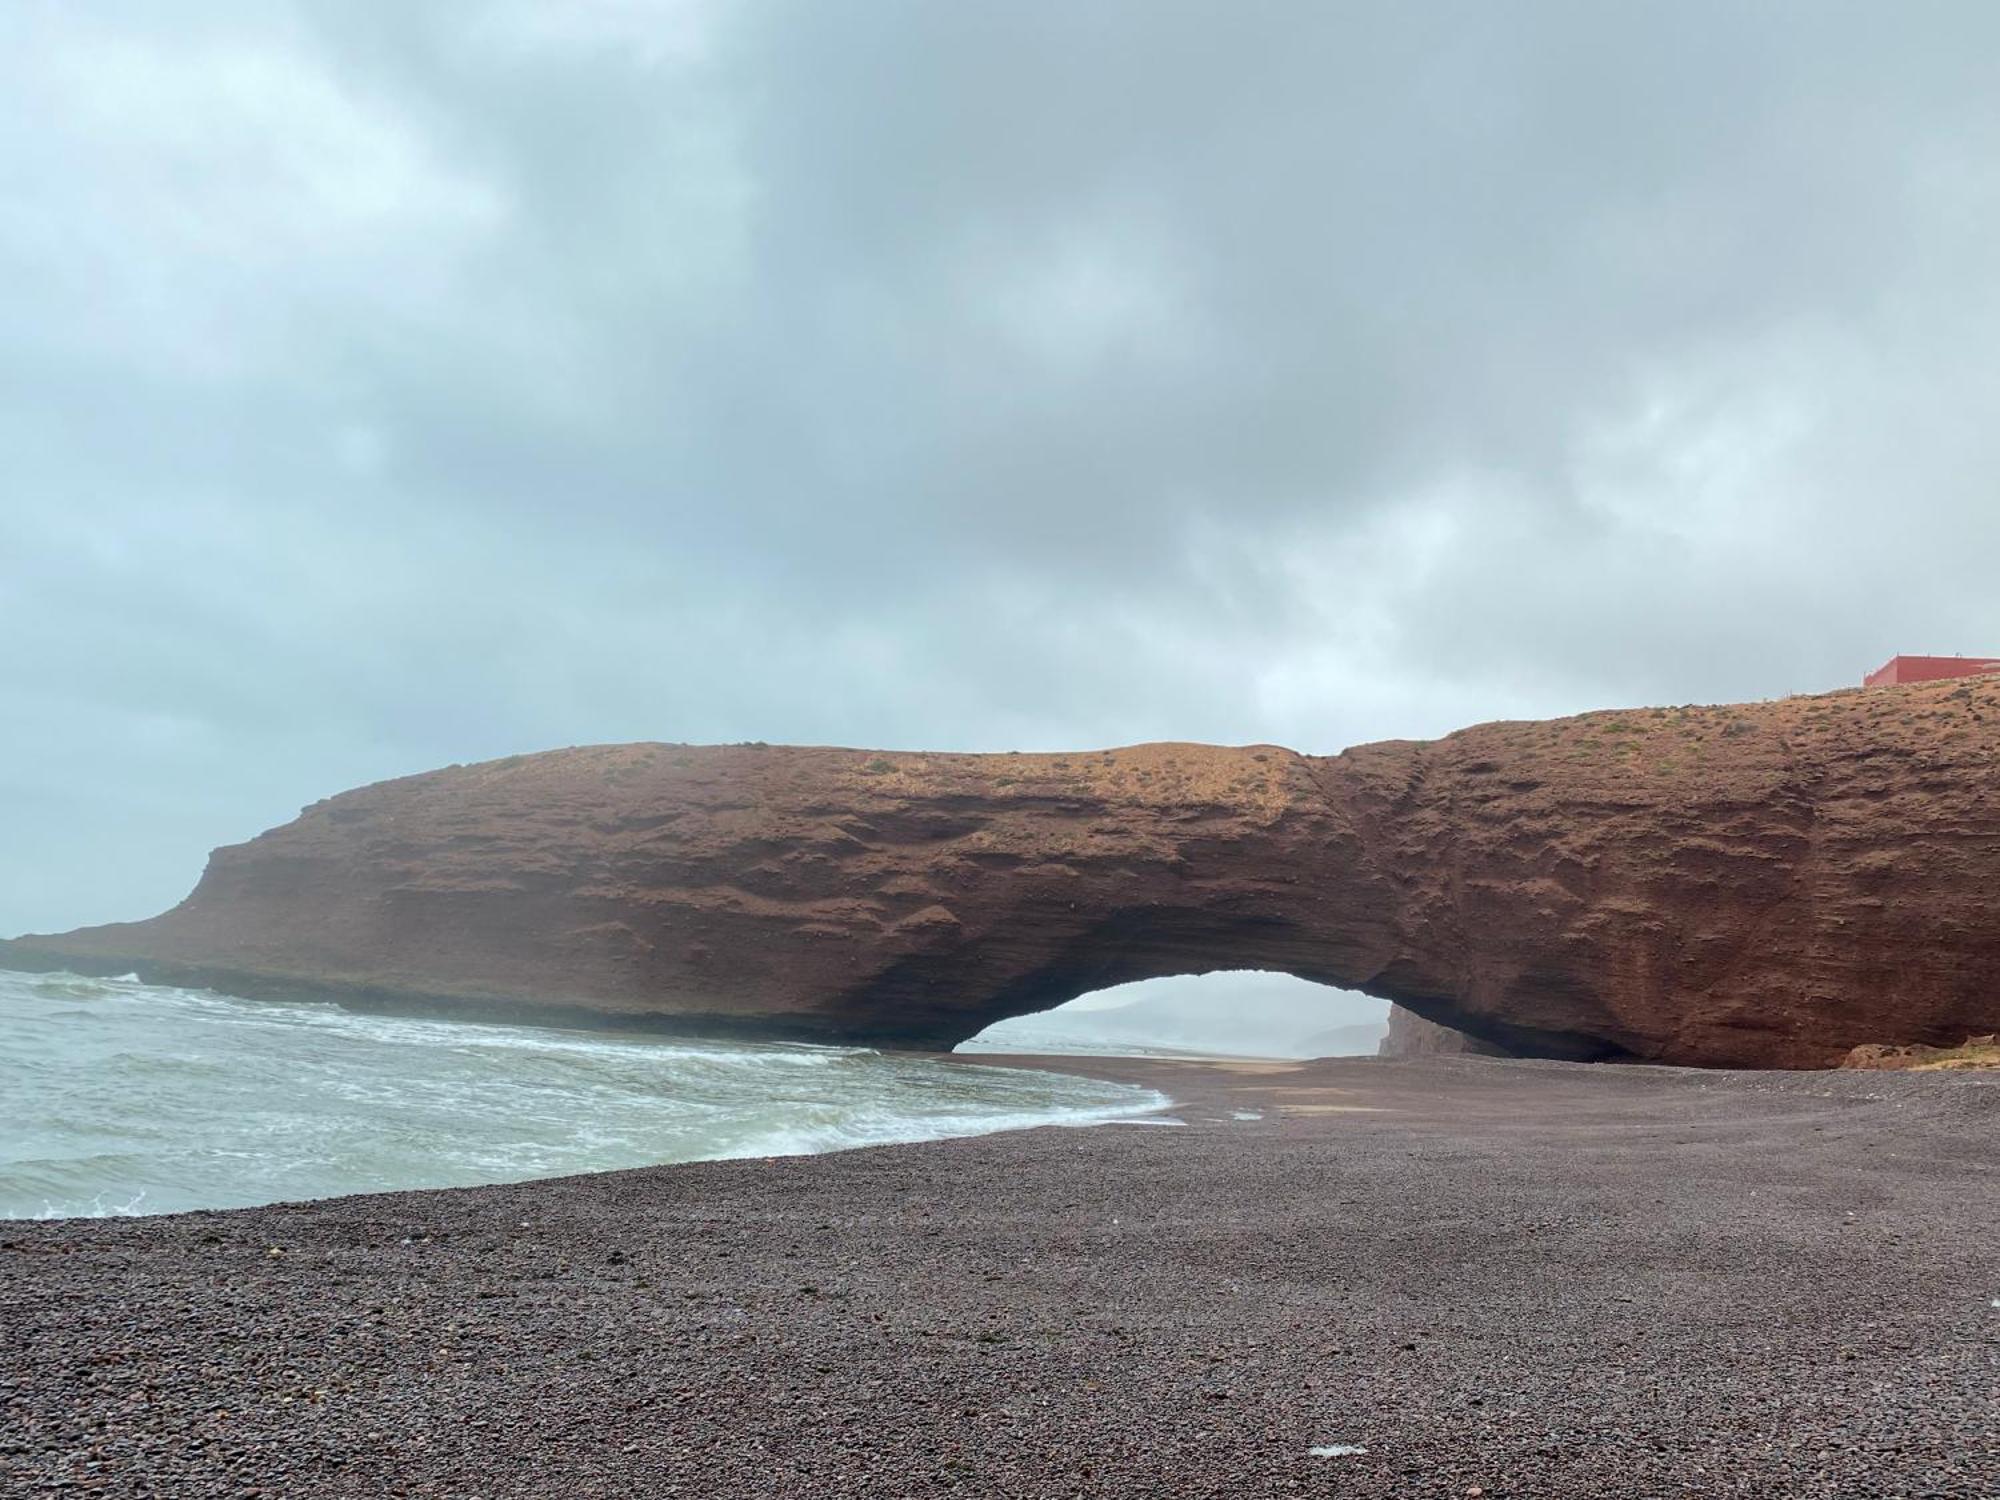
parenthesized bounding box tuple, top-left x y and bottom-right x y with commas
(0, 969, 1163, 1220)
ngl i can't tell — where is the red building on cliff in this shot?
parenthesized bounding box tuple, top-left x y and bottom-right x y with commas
(1863, 654, 2000, 688)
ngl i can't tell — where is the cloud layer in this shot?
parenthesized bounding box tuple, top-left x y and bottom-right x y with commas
(8, 1, 2000, 931)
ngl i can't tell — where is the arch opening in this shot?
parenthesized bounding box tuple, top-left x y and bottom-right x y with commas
(955, 970, 1391, 1060)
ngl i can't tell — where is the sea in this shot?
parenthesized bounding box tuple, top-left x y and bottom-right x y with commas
(0, 968, 1165, 1221)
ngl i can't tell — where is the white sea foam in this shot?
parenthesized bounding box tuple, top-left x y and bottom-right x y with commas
(717, 1092, 1170, 1161)
(31, 1190, 150, 1221)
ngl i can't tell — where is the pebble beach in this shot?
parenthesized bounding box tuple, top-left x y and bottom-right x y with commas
(3, 1054, 1996, 1498)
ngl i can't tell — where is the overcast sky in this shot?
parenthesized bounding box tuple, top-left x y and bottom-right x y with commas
(6, 1, 2000, 935)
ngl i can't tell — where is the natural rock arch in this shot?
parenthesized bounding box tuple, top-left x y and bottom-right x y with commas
(6, 679, 2000, 1068)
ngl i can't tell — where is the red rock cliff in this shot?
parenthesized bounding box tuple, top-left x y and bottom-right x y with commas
(5, 679, 1998, 1067)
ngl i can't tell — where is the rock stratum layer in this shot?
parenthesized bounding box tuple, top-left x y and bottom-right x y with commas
(7, 679, 2000, 1068)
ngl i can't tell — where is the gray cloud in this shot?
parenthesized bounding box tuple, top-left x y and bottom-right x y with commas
(6, 0, 2000, 933)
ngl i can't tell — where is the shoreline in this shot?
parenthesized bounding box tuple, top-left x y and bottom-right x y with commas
(4, 1055, 1995, 1496)
(951, 1046, 1403, 1108)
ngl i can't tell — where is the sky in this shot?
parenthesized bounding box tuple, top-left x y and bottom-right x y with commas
(6, 1, 2000, 936)
(969, 971, 1389, 1054)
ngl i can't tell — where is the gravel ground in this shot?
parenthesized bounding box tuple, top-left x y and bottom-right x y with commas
(2, 1055, 1996, 1498)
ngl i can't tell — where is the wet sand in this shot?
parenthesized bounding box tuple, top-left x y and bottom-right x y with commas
(3, 1054, 1996, 1497)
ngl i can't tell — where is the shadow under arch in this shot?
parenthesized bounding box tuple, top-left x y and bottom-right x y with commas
(874, 901, 1629, 1062)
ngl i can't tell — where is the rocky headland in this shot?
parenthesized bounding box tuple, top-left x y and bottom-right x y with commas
(6, 678, 2000, 1068)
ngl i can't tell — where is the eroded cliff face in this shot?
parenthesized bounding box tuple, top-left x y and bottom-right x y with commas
(1378, 1006, 1515, 1059)
(6, 678, 1999, 1067)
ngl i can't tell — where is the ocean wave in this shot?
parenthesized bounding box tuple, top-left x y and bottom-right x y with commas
(0, 967, 1163, 1219)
